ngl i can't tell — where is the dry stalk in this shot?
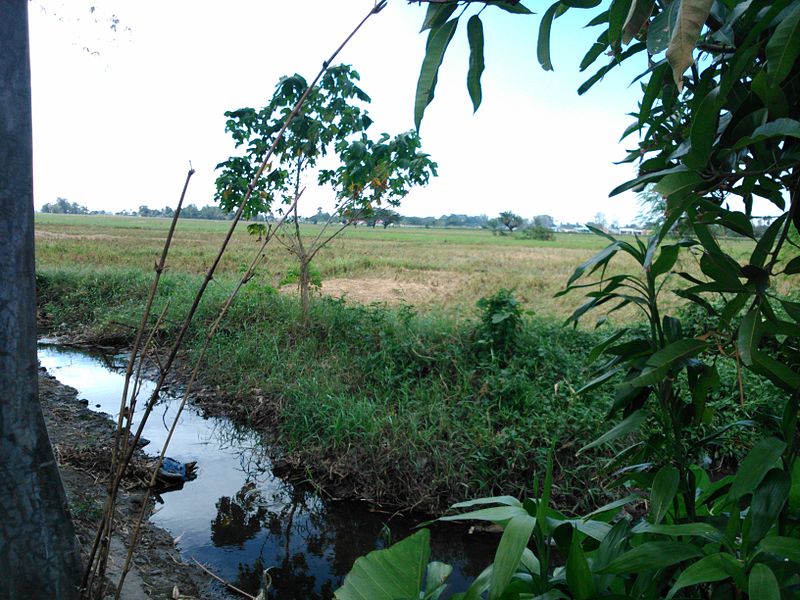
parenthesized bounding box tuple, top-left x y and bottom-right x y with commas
(83, 169, 193, 596)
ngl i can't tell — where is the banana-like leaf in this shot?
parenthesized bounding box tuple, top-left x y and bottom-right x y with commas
(334, 529, 433, 600)
(665, 0, 713, 88)
(755, 536, 800, 564)
(748, 563, 781, 600)
(467, 16, 485, 112)
(489, 514, 537, 600)
(566, 533, 596, 599)
(748, 469, 790, 549)
(728, 437, 786, 501)
(665, 553, 739, 599)
(415, 19, 459, 131)
(650, 466, 679, 524)
(580, 409, 646, 453)
(601, 541, 703, 573)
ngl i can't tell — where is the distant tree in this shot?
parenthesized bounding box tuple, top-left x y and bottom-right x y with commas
(40, 197, 88, 214)
(498, 211, 524, 232)
(532, 214, 555, 229)
(523, 223, 555, 241)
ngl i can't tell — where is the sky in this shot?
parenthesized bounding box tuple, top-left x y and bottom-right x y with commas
(28, 1, 653, 225)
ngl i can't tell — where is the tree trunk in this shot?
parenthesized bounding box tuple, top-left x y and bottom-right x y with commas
(299, 259, 311, 319)
(0, 3, 83, 598)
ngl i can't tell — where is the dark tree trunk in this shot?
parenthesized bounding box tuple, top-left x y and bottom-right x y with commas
(0, 3, 83, 598)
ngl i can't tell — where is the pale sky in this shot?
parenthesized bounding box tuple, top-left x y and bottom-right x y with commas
(29, 1, 654, 225)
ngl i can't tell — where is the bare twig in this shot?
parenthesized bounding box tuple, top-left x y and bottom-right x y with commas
(191, 558, 256, 600)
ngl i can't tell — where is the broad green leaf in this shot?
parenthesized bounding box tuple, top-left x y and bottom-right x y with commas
(622, 0, 655, 45)
(420, 4, 458, 32)
(567, 242, 619, 285)
(647, 338, 707, 369)
(685, 87, 720, 169)
(489, 514, 536, 600)
(439, 505, 528, 524)
(415, 19, 459, 131)
(665, 553, 740, 599)
(785, 255, 800, 274)
(580, 409, 646, 452)
(766, 2, 800, 85)
(750, 350, 800, 391)
(728, 437, 786, 502)
(609, 165, 689, 196)
(750, 214, 787, 268)
(733, 118, 800, 149)
(747, 469, 790, 548)
(665, 0, 713, 88)
(562, 0, 602, 6)
(538, 2, 561, 71)
(649, 244, 680, 277)
(583, 494, 640, 520)
(424, 562, 453, 600)
(538, 449, 555, 535)
(748, 563, 780, 600)
(334, 529, 431, 600)
(631, 522, 726, 545)
(782, 300, 800, 322)
(602, 541, 703, 573)
(467, 16, 485, 112)
(755, 536, 800, 563)
(451, 496, 522, 509)
(654, 170, 703, 198)
(737, 308, 761, 367)
(650, 466, 679, 524)
(566, 533, 596, 599)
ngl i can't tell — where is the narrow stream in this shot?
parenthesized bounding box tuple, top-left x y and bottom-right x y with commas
(38, 343, 496, 599)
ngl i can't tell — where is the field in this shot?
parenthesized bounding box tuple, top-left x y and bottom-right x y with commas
(34, 213, 765, 321)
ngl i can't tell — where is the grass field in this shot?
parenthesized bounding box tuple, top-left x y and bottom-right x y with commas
(34, 213, 765, 321)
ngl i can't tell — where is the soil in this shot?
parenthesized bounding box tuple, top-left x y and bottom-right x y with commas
(39, 367, 216, 599)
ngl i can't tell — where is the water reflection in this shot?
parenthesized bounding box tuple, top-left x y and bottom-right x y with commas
(38, 344, 496, 599)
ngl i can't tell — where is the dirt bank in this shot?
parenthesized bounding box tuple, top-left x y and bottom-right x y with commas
(39, 368, 213, 599)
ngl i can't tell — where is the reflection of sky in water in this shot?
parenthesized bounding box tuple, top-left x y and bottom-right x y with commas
(38, 345, 495, 599)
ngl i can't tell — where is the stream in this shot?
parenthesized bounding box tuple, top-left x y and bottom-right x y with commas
(38, 343, 496, 599)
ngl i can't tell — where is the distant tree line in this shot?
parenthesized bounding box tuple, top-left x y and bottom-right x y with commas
(38, 198, 233, 220)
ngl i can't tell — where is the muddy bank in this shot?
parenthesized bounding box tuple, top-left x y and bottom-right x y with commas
(39, 368, 210, 599)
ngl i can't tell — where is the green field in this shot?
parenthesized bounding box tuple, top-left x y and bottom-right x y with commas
(34, 213, 767, 321)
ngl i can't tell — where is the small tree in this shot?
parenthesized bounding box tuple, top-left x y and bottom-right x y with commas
(215, 65, 436, 316)
(498, 210, 524, 232)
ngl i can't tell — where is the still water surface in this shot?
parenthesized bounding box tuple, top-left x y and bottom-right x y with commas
(38, 344, 495, 599)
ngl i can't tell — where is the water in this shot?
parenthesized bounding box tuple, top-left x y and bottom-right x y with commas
(38, 344, 496, 599)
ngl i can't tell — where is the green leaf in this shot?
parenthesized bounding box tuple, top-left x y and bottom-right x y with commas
(466, 16, 485, 113)
(733, 118, 800, 149)
(748, 563, 780, 600)
(684, 87, 720, 170)
(450, 496, 522, 509)
(755, 536, 800, 564)
(750, 350, 800, 391)
(748, 469, 790, 548)
(566, 533, 596, 599)
(665, 0, 713, 88)
(489, 0, 534, 14)
(751, 214, 787, 268)
(665, 553, 740, 599)
(728, 437, 786, 502)
(609, 0, 634, 49)
(420, 3, 458, 31)
(766, 2, 800, 85)
(580, 409, 646, 452)
(538, 2, 561, 71)
(415, 19, 459, 131)
(631, 522, 726, 545)
(647, 338, 708, 369)
(489, 514, 536, 600)
(650, 466, 679, 524)
(784, 255, 800, 275)
(622, 0, 655, 45)
(334, 529, 431, 600)
(649, 244, 680, 277)
(737, 308, 761, 367)
(647, 2, 679, 55)
(602, 541, 703, 573)
(439, 505, 529, 524)
(423, 562, 452, 600)
(654, 170, 703, 198)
